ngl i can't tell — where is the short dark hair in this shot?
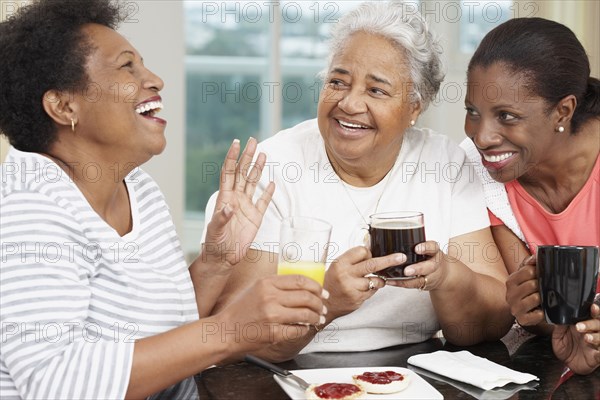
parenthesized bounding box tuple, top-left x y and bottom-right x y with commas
(0, 0, 126, 152)
(468, 17, 600, 134)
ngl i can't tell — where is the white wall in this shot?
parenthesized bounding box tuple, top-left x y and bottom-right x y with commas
(118, 1, 186, 236)
(419, 10, 470, 144)
(539, 0, 600, 78)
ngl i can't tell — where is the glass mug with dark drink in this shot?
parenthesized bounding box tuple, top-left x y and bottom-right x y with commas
(369, 211, 426, 280)
(537, 245, 599, 325)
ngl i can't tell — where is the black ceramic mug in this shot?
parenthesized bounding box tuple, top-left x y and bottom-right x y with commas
(537, 245, 599, 325)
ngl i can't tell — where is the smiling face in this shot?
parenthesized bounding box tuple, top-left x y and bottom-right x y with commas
(317, 31, 420, 182)
(71, 23, 166, 165)
(464, 63, 561, 183)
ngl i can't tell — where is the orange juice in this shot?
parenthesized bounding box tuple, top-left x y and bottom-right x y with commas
(277, 261, 326, 285)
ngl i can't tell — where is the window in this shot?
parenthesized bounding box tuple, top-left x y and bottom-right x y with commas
(459, 0, 512, 53)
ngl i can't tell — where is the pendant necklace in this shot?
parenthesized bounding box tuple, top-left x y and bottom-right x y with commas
(339, 166, 396, 246)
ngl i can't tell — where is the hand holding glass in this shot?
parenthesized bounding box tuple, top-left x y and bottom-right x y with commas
(277, 216, 332, 285)
(369, 211, 426, 280)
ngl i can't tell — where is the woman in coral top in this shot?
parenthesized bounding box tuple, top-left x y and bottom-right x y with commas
(461, 18, 599, 375)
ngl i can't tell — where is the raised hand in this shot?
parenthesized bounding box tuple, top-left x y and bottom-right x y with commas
(552, 303, 600, 375)
(202, 138, 275, 269)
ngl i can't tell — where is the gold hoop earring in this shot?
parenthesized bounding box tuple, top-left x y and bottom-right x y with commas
(71, 118, 76, 133)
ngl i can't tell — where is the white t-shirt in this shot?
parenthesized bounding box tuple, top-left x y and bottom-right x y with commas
(204, 118, 489, 352)
(1, 148, 199, 399)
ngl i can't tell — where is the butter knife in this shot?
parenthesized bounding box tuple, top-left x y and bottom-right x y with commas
(244, 354, 310, 390)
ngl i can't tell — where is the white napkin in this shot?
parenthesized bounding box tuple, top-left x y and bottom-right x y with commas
(407, 350, 538, 390)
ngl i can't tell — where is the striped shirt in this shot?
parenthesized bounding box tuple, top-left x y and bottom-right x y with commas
(1, 148, 199, 399)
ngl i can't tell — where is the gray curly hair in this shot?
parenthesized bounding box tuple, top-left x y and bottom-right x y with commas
(321, 1, 445, 111)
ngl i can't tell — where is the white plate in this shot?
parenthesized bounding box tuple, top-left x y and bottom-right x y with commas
(274, 366, 443, 399)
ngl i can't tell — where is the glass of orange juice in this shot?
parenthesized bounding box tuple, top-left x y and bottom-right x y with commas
(277, 216, 332, 286)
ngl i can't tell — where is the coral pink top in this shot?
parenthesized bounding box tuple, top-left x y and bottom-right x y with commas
(489, 154, 600, 252)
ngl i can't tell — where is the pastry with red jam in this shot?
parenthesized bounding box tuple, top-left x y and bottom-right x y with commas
(305, 382, 365, 400)
(352, 370, 410, 394)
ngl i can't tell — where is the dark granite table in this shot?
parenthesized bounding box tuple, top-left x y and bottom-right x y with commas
(195, 336, 599, 399)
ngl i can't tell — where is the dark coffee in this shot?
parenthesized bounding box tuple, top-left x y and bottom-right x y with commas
(369, 221, 426, 279)
(537, 245, 599, 325)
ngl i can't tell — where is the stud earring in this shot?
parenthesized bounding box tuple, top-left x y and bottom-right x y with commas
(71, 118, 76, 133)
(410, 120, 416, 126)
(556, 126, 565, 133)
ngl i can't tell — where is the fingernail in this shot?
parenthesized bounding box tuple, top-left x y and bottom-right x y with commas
(585, 333, 593, 342)
(404, 267, 415, 276)
(415, 244, 424, 253)
(576, 323, 585, 332)
(322, 305, 328, 315)
(396, 254, 406, 263)
(319, 315, 326, 325)
(232, 138, 240, 144)
(322, 289, 330, 299)
(223, 204, 232, 216)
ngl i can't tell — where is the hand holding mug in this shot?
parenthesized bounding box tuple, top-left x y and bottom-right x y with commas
(369, 212, 426, 280)
(538, 244, 599, 374)
(386, 241, 454, 291)
(368, 211, 454, 292)
(552, 302, 600, 375)
(537, 246, 599, 325)
(505, 255, 546, 327)
(322, 246, 401, 319)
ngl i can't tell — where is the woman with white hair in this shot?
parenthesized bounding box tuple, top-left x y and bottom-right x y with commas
(204, 1, 513, 361)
